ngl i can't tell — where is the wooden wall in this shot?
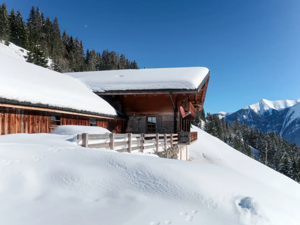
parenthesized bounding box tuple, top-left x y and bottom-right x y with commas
(0, 106, 124, 135)
(100, 87, 210, 134)
(0, 108, 51, 135)
(125, 114, 174, 133)
(122, 94, 175, 115)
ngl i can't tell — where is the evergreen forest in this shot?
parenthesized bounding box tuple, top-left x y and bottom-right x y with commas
(0, 3, 139, 71)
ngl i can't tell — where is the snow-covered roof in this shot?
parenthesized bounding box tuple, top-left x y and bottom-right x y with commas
(66, 67, 210, 93)
(0, 43, 117, 117)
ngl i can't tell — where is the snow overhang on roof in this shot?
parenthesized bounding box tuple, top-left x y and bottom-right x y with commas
(0, 43, 117, 117)
(66, 67, 210, 95)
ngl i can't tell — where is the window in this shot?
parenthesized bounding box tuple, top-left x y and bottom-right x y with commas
(90, 118, 96, 126)
(147, 117, 156, 133)
(50, 116, 60, 126)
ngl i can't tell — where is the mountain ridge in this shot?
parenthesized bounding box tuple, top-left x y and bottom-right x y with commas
(217, 99, 300, 144)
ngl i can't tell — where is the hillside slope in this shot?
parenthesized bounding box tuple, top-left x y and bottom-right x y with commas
(0, 41, 52, 66)
(0, 126, 299, 225)
(217, 99, 300, 144)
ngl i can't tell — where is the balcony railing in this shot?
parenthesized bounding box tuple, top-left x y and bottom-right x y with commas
(178, 131, 198, 144)
(182, 101, 197, 119)
(190, 132, 197, 143)
(77, 133, 178, 153)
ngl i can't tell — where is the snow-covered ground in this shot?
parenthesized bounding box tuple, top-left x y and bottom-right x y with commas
(0, 126, 300, 225)
(0, 41, 52, 67)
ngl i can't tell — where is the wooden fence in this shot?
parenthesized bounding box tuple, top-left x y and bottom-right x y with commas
(77, 133, 179, 153)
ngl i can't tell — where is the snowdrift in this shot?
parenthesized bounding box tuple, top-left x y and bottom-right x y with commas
(0, 126, 300, 225)
(51, 125, 111, 136)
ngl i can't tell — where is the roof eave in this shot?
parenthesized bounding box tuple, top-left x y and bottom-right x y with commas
(0, 99, 120, 120)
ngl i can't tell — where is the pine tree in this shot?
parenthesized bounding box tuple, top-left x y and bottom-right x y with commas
(73, 37, 84, 71)
(278, 153, 292, 177)
(130, 60, 139, 69)
(199, 108, 206, 121)
(26, 44, 48, 68)
(27, 6, 38, 49)
(191, 111, 201, 128)
(0, 3, 10, 45)
(9, 9, 18, 44)
(101, 49, 109, 70)
(51, 17, 63, 60)
(43, 17, 53, 56)
(16, 10, 28, 48)
(87, 49, 97, 71)
(119, 54, 127, 69)
(95, 52, 102, 71)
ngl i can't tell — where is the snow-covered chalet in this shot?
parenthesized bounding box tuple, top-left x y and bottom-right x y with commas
(67, 67, 210, 148)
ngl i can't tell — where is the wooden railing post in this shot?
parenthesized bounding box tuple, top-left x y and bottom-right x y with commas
(128, 133, 132, 153)
(156, 133, 159, 153)
(109, 133, 114, 150)
(82, 133, 89, 148)
(141, 133, 144, 152)
(171, 134, 173, 147)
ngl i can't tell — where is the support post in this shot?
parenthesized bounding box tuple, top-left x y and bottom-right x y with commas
(109, 133, 114, 150)
(164, 133, 167, 151)
(171, 134, 173, 147)
(156, 133, 159, 153)
(141, 133, 144, 152)
(180, 147, 182, 160)
(82, 133, 89, 148)
(128, 133, 132, 153)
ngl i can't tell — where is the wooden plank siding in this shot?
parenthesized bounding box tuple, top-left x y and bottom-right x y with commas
(0, 106, 124, 135)
(99, 81, 209, 134)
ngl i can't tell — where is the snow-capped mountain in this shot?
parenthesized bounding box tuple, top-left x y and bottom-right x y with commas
(217, 99, 300, 144)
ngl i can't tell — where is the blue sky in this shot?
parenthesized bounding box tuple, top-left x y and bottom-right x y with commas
(6, 0, 300, 113)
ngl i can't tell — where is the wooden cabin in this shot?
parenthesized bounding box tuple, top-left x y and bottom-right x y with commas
(0, 47, 123, 135)
(67, 67, 210, 144)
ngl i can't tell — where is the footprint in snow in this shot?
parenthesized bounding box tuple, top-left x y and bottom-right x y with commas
(48, 147, 62, 153)
(150, 222, 160, 225)
(192, 210, 198, 214)
(185, 215, 193, 222)
(205, 198, 218, 209)
(180, 212, 188, 216)
(33, 155, 45, 161)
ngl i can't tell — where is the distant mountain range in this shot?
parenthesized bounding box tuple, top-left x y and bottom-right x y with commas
(217, 99, 300, 145)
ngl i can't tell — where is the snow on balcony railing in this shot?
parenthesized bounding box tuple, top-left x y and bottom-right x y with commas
(77, 133, 179, 153)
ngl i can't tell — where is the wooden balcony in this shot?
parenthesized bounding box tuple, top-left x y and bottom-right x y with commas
(77, 133, 179, 153)
(181, 101, 197, 120)
(178, 131, 198, 144)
